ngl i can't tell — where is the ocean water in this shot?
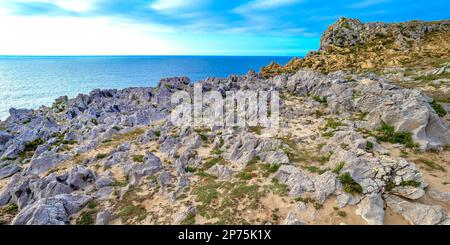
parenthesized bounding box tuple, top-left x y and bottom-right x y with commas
(0, 56, 292, 120)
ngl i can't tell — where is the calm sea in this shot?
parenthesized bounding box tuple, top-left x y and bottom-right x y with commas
(0, 56, 292, 120)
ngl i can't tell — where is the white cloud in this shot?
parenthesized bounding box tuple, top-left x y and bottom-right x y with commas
(150, 0, 204, 11)
(349, 0, 389, 9)
(0, 14, 181, 55)
(234, 0, 305, 13)
(5, 0, 95, 12)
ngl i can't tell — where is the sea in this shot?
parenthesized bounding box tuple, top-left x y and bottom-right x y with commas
(0, 56, 292, 120)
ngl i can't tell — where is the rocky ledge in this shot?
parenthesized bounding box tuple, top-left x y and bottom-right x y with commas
(0, 67, 449, 225)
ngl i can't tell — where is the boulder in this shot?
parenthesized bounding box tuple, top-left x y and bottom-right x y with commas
(385, 194, 447, 225)
(356, 193, 385, 225)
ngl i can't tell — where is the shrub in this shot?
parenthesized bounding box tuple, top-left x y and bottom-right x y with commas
(312, 95, 328, 105)
(96, 153, 107, 159)
(237, 172, 253, 180)
(132, 155, 145, 163)
(430, 100, 447, 117)
(400, 180, 421, 188)
(261, 163, 281, 174)
(332, 162, 345, 174)
(339, 173, 363, 194)
(375, 123, 418, 148)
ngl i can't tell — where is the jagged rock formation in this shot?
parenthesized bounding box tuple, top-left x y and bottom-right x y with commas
(0, 68, 449, 225)
(261, 17, 450, 75)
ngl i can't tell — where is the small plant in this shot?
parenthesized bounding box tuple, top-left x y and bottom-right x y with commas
(91, 118, 98, 125)
(430, 100, 447, 117)
(153, 130, 161, 137)
(339, 173, 363, 194)
(4, 204, 18, 215)
(313, 203, 323, 210)
(76, 211, 96, 225)
(307, 166, 326, 175)
(332, 162, 345, 174)
(119, 205, 147, 223)
(295, 196, 314, 203)
(261, 163, 281, 174)
(325, 118, 348, 130)
(185, 166, 197, 173)
(366, 141, 374, 150)
(112, 126, 122, 131)
(337, 211, 347, 217)
(312, 95, 328, 105)
(237, 171, 253, 180)
(248, 126, 265, 135)
(400, 180, 421, 188)
(375, 123, 418, 148)
(417, 158, 446, 172)
(87, 200, 98, 209)
(132, 155, 145, 163)
(96, 153, 107, 159)
(180, 213, 196, 225)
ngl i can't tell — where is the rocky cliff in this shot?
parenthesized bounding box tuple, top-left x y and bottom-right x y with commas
(261, 17, 450, 75)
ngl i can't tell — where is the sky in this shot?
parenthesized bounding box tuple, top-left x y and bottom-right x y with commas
(0, 0, 449, 56)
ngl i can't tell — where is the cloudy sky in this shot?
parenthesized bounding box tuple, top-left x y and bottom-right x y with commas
(0, 0, 448, 56)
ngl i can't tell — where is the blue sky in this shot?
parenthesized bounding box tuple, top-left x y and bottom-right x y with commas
(0, 0, 449, 56)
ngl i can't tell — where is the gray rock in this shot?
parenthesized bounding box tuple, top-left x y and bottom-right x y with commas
(12, 194, 91, 225)
(385, 194, 447, 225)
(275, 165, 315, 196)
(173, 206, 196, 225)
(427, 189, 450, 205)
(0, 164, 21, 179)
(283, 212, 305, 225)
(207, 165, 233, 181)
(27, 153, 70, 175)
(95, 187, 115, 201)
(313, 171, 338, 204)
(356, 193, 385, 225)
(96, 208, 114, 225)
(391, 186, 425, 200)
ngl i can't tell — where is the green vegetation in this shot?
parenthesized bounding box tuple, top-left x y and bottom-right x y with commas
(76, 210, 96, 225)
(24, 138, 44, 152)
(430, 100, 447, 117)
(325, 118, 348, 130)
(248, 126, 265, 135)
(132, 155, 145, 163)
(307, 166, 327, 175)
(337, 210, 347, 217)
(237, 171, 253, 180)
(153, 130, 161, 137)
(95, 153, 108, 159)
(91, 118, 98, 125)
(312, 95, 328, 105)
(339, 173, 363, 194)
(375, 123, 418, 148)
(119, 205, 147, 223)
(192, 183, 220, 205)
(400, 180, 421, 188)
(366, 141, 374, 150)
(185, 166, 197, 173)
(180, 213, 196, 225)
(86, 200, 98, 209)
(314, 203, 323, 210)
(295, 196, 314, 203)
(261, 163, 281, 175)
(230, 184, 260, 199)
(204, 156, 226, 170)
(267, 178, 289, 196)
(4, 204, 18, 215)
(333, 162, 345, 174)
(417, 158, 446, 172)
